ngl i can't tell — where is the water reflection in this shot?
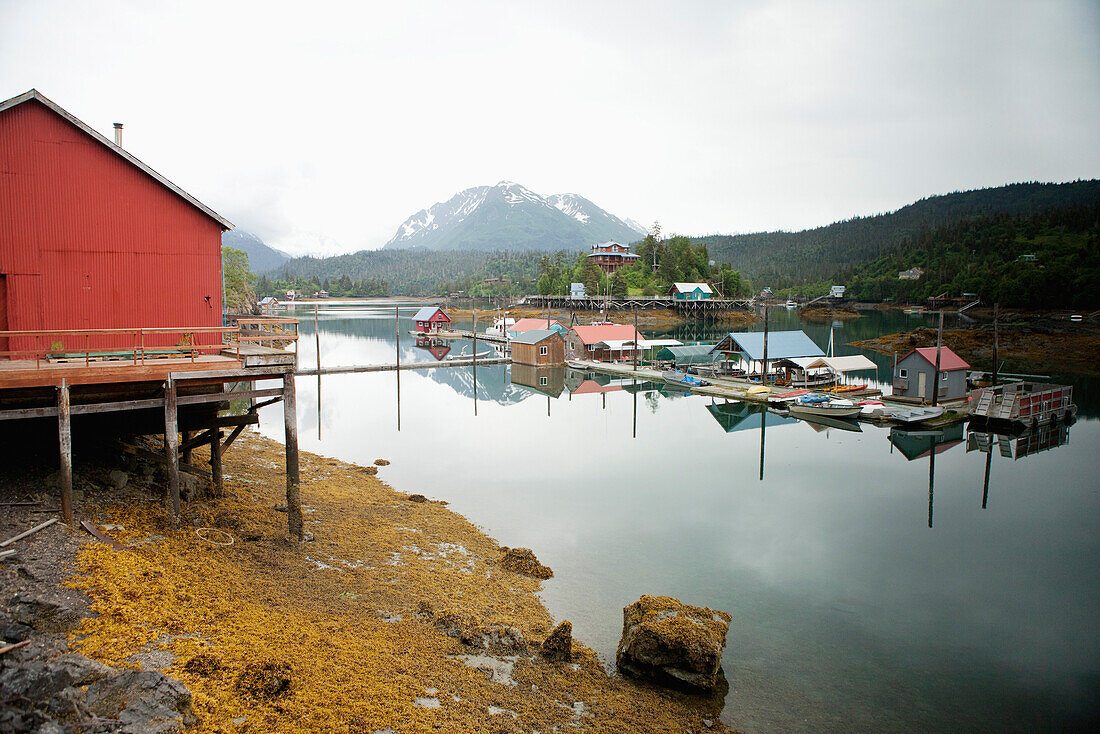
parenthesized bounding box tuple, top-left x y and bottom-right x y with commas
(270, 303, 1100, 733)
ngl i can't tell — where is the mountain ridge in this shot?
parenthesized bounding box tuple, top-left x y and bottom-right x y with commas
(384, 180, 645, 252)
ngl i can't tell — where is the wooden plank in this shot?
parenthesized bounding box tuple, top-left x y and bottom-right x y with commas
(176, 387, 284, 405)
(283, 374, 303, 539)
(0, 640, 32, 655)
(79, 520, 127, 550)
(295, 357, 511, 376)
(221, 423, 247, 453)
(58, 382, 73, 525)
(179, 428, 219, 455)
(164, 375, 181, 524)
(0, 518, 59, 547)
(0, 359, 245, 390)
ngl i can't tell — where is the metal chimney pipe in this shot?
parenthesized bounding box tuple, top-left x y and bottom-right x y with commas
(113, 123, 123, 147)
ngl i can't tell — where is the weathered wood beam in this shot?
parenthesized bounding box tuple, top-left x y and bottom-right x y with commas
(210, 429, 224, 497)
(221, 423, 248, 453)
(283, 374, 303, 539)
(176, 387, 284, 406)
(179, 428, 219, 455)
(181, 430, 193, 465)
(57, 381, 73, 525)
(164, 375, 181, 524)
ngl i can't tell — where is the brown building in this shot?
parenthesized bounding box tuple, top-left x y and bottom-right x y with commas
(586, 241, 640, 274)
(510, 329, 564, 366)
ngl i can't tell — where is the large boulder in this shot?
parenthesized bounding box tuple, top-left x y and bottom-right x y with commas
(615, 595, 731, 692)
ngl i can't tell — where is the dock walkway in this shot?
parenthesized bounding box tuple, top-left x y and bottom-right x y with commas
(568, 359, 968, 427)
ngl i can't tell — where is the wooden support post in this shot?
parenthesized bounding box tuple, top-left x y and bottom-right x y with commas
(395, 306, 401, 431)
(283, 372, 303, 539)
(992, 303, 999, 388)
(761, 303, 769, 384)
(181, 430, 193, 465)
(57, 380, 73, 525)
(931, 311, 944, 407)
(164, 374, 181, 524)
(210, 429, 224, 497)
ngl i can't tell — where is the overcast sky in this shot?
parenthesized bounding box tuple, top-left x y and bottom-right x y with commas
(2, 0, 1098, 257)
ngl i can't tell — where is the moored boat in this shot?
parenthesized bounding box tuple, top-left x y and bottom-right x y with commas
(662, 369, 710, 390)
(787, 394, 862, 418)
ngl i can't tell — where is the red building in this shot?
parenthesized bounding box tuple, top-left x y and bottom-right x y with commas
(586, 241, 640, 275)
(412, 306, 451, 333)
(0, 89, 232, 355)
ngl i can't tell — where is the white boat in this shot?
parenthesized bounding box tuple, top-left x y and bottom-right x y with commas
(785, 300, 797, 308)
(892, 406, 946, 424)
(787, 395, 862, 419)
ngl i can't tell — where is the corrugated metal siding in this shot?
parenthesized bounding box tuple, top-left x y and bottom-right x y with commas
(0, 100, 224, 353)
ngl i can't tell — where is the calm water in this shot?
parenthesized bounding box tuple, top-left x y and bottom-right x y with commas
(258, 302, 1099, 733)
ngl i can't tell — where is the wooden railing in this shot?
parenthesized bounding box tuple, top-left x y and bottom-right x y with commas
(231, 318, 300, 350)
(0, 326, 239, 368)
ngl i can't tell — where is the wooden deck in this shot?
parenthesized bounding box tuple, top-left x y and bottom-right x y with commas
(0, 354, 243, 389)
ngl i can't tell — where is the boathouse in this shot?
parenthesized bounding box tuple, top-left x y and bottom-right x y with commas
(510, 329, 565, 367)
(413, 306, 450, 333)
(0, 89, 304, 538)
(507, 318, 568, 338)
(712, 330, 824, 379)
(566, 323, 644, 362)
(0, 89, 229, 348)
(893, 347, 969, 402)
(668, 283, 714, 301)
(586, 242, 640, 275)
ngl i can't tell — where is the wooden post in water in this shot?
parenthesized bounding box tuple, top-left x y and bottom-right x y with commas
(927, 435, 936, 528)
(758, 408, 766, 481)
(315, 304, 321, 440)
(761, 303, 769, 384)
(982, 436, 992, 509)
(991, 303, 999, 388)
(210, 429, 224, 497)
(632, 378, 637, 439)
(472, 311, 478, 417)
(931, 311, 944, 407)
(283, 372, 303, 539)
(57, 379, 73, 525)
(633, 305, 638, 372)
(164, 374, 181, 525)
(395, 306, 401, 431)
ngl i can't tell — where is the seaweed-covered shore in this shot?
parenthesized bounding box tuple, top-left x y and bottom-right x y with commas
(1, 432, 732, 733)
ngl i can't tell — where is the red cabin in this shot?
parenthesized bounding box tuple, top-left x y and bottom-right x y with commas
(412, 306, 450, 333)
(0, 89, 232, 357)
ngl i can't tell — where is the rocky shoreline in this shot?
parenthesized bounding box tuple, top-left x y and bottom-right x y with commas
(1, 431, 734, 733)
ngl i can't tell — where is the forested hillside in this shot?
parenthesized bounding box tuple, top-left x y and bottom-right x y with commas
(695, 180, 1100, 282)
(837, 202, 1100, 309)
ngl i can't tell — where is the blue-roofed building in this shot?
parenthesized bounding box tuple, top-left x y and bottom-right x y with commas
(711, 330, 824, 379)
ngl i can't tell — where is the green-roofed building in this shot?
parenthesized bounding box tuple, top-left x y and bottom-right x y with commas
(655, 344, 720, 368)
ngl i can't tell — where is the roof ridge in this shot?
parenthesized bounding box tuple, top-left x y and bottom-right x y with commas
(0, 89, 232, 230)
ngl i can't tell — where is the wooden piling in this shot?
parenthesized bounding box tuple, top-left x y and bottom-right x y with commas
(992, 303, 999, 387)
(181, 430, 192, 465)
(283, 372, 303, 539)
(931, 311, 944, 407)
(210, 429, 224, 497)
(164, 374, 181, 524)
(395, 306, 401, 431)
(57, 379, 73, 525)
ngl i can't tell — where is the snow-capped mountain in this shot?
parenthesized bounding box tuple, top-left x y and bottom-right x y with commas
(384, 181, 645, 251)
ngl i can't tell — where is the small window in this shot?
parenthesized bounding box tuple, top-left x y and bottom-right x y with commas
(941, 371, 948, 381)
(569, 341, 575, 350)
(539, 345, 548, 356)
(898, 368, 907, 378)
(539, 376, 548, 386)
